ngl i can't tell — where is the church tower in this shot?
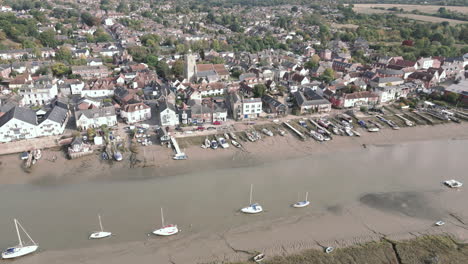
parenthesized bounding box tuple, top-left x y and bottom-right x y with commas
(184, 53, 197, 82)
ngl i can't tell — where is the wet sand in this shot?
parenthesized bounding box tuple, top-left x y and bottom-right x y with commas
(0, 123, 467, 263)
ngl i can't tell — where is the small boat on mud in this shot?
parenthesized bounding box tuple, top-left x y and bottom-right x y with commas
(261, 128, 273, 137)
(229, 132, 237, 140)
(231, 140, 241, 148)
(253, 253, 265, 262)
(217, 137, 229, 148)
(309, 130, 324, 142)
(113, 151, 123, 161)
(277, 128, 286, 136)
(210, 140, 219, 149)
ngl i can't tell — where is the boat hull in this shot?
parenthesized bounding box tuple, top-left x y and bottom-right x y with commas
(89, 231, 112, 239)
(241, 205, 263, 214)
(153, 225, 179, 236)
(293, 201, 310, 208)
(2, 246, 38, 259)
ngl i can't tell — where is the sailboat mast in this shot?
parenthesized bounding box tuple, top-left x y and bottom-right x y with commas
(305, 192, 309, 201)
(249, 184, 253, 205)
(16, 220, 36, 246)
(98, 214, 104, 232)
(15, 219, 23, 247)
(160, 208, 165, 227)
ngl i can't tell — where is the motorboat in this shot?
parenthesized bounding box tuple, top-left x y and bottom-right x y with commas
(309, 130, 324, 142)
(435, 221, 445, 226)
(113, 151, 123, 161)
(153, 208, 179, 236)
(246, 132, 256, 142)
(352, 130, 361, 137)
(293, 192, 310, 208)
(253, 253, 265, 262)
(277, 128, 286, 136)
(89, 215, 112, 239)
(241, 184, 263, 214)
(344, 128, 354, 137)
(231, 140, 241, 148)
(204, 138, 211, 148)
(173, 153, 188, 160)
(261, 128, 273, 137)
(368, 127, 380, 132)
(298, 120, 308, 128)
(318, 119, 331, 128)
(2, 219, 38, 259)
(210, 140, 218, 149)
(217, 137, 229, 148)
(325, 247, 334, 254)
(229, 132, 237, 140)
(444, 180, 463, 188)
(224, 133, 230, 140)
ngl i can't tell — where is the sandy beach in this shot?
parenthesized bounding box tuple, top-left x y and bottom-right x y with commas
(0, 122, 467, 264)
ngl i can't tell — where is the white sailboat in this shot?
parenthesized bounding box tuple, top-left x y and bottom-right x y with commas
(152, 208, 179, 236)
(2, 219, 38, 259)
(241, 184, 263, 214)
(89, 214, 112, 239)
(293, 192, 310, 208)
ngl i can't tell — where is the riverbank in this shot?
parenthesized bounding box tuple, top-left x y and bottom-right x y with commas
(231, 235, 468, 264)
(0, 122, 467, 185)
(0, 123, 468, 264)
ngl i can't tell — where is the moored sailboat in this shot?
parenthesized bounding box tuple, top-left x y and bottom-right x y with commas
(89, 214, 112, 239)
(2, 219, 38, 259)
(293, 192, 310, 208)
(241, 184, 263, 214)
(152, 208, 179, 236)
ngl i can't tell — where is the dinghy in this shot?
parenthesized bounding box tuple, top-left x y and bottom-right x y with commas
(241, 184, 263, 214)
(89, 215, 112, 239)
(325, 247, 334, 254)
(229, 132, 237, 140)
(231, 140, 241, 148)
(253, 253, 265, 262)
(153, 208, 179, 236)
(2, 219, 38, 259)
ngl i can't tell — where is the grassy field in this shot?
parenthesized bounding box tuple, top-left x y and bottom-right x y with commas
(222, 235, 468, 264)
(352, 4, 468, 25)
(396, 13, 468, 25)
(352, 4, 468, 14)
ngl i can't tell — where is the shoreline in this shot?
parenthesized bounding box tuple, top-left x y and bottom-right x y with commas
(1, 122, 468, 185)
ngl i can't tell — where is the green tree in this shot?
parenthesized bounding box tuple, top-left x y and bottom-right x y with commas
(172, 60, 184, 77)
(304, 54, 320, 70)
(38, 29, 58, 48)
(322, 68, 335, 83)
(155, 60, 170, 78)
(81, 12, 99, 27)
(253, 84, 267, 98)
(51, 63, 71, 77)
(55, 47, 73, 63)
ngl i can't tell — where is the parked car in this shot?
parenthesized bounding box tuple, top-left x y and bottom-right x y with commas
(213, 121, 222, 125)
(196, 126, 205, 131)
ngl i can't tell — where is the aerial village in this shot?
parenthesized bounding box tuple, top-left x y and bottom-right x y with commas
(0, 1, 467, 168)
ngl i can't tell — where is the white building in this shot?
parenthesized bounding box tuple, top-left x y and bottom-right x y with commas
(19, 78, 58, 106)
(0, 106, 38, 142)
(75, 106, 117, 130)
(120, 102, 151, 124)
(36, 106, 69, 137)
(159, 101, 179, 126)
(241, 98, 262, 120)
